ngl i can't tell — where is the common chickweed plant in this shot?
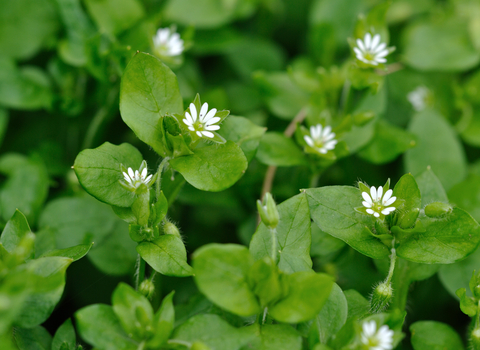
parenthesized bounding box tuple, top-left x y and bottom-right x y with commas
(3, 0, 480, 350)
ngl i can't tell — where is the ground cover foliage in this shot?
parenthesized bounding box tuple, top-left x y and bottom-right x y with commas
(3, 0, 480, 349)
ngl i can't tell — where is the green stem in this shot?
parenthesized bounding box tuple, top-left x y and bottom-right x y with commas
(135, 254, 146, 291)
(390, 258, 410, 311)
(262, 307, 268, 325)
(155, 157, 170, 201)
(385, 246, 397, 285)
(339, 79, 351, 115)
(270, 227, 277, 263)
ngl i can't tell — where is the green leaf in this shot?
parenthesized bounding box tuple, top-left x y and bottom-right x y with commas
(52, 319, 76, 350)
(119, 52, 183, 156)
(217, 116, 266, 162)
(415, 167, 448, 207)
(0, 108, 8, 149)
(14, 257, 73, 328)
(269, 271, 333, 323)
(148, 291, 175, 348)
(253, 72, 309, 120)
(250, 192, 313, 273)
(172, 314, 253, 350)
(55, 0, 95, 67)
(0, 210, 31, 253)
(193, 244, 261, 317)
(0, 59, 53, 110)
(83, 0, 144, 37)
(112, 283, 153, 341)
(344, 289, 370, 320)
(358, 120, 417, 164)
(410, 321, 465, 350)
(448, 174, 480, 222)
(40, 243, 92, 261)
(137, 235, 193, 277)
(39, 197, 136, 275)
(403, 17, 480, 71)
(74, 142, 144, 207)
(0, 153, 49, 225)
(394, 208, 480, 264)
(439, 247, 480, 299)
(455, 288, 477, 317)
(75, 304, 139, 350)
(0, 0, 59, 60)
(306, 186, 390, 259)
(312, 283, 348, 344)
(14, 325, 52, 350)
(392, 173, 421, 228)
(405, 110, 467, 191)
(256, 132, 308, 167)
(242, 324, 302, 350)
(248, 258, 283, 307)
(169, 141, 248, 192)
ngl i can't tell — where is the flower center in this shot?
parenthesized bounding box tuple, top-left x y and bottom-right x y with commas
(364, 52, 375, 61)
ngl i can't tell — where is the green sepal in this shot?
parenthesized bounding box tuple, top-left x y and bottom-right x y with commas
(357, 181, 370, 194)
(455, 288, 477, 317)
(132, 192, 150, 227)
(129, 225, 145, 242)
(397, 208, 420, 229)
(163, 115, 194, 157)
(374, 220, 390, 236)
(151, 191, 168, 226)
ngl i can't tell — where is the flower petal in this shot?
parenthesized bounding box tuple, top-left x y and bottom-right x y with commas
(362, 201, 372, 208)
(199, 103, 209, 121)
(373, 42, 386, 53)
(356, 38, 365, 51)
(364, 33, 372, 49)
(371, 34, 381, 50)
(377, 186, 383, 201)
(304, 135, 315, 147)
(366, 209, 375, 215)
(189, 103, 197, 121)
(370, 186, 377, 202)
(362, 192, 373, 203)
(205, 124, 220, 131)
(201, 131, 214, 138)
(128, 168, 135, 179)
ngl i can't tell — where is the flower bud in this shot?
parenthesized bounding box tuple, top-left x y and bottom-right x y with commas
(139, 279, 155, 299)
(471, 327, 480, 350)
(397, 208, 420, 229)
(370, 281, 393, 314)
(257, 192, 280, 229)
(164, 222, 181, 238)
(424, 202, 452, 218)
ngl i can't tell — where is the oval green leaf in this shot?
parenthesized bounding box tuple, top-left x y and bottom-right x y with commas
(306, 186, 390, 259)
(169, 141, 248, 192)
(137, 235, 193, 277)
(74, 142, 143, 207)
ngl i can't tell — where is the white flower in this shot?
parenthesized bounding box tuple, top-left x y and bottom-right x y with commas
(183, 102, 220, 138)
(304, 124, 337, 154)
(361, 320, 394, 350)
(153, 28, 184, 57)
(353, 33, 389, 66)
(407, 86, 430, 111)
(361, 185, 396, 218)
(122, 166, 153, 190)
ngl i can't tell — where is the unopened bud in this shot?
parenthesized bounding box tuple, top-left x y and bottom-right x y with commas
(139, 279, 155, 299)
(397, 208, 420, 229)
(164, 222, 181, 238)
(471, 327, 480, 350)
(370, 282, 393, 314)
(424, 202, 452, 218)
(257, 192, 280, 229)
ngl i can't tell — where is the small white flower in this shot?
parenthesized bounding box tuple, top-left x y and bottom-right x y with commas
(407, 86, 430, 111)
(153, 28, 184, 57)
(183, 102, 221, 138)
(304, 124, 337, 154)
(122, 166, 153, 190)
(353, 33, 389, 66)
(361, 185, 396, 218)
(361, 320, 394, 350)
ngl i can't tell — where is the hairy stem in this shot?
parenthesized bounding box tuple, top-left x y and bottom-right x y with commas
(390, 258, 410, 312)
(270, 227, 277, 263)
(135, 254, 146, 291)
(385, 245, 397, 285)
(155, 157, 170, 200)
